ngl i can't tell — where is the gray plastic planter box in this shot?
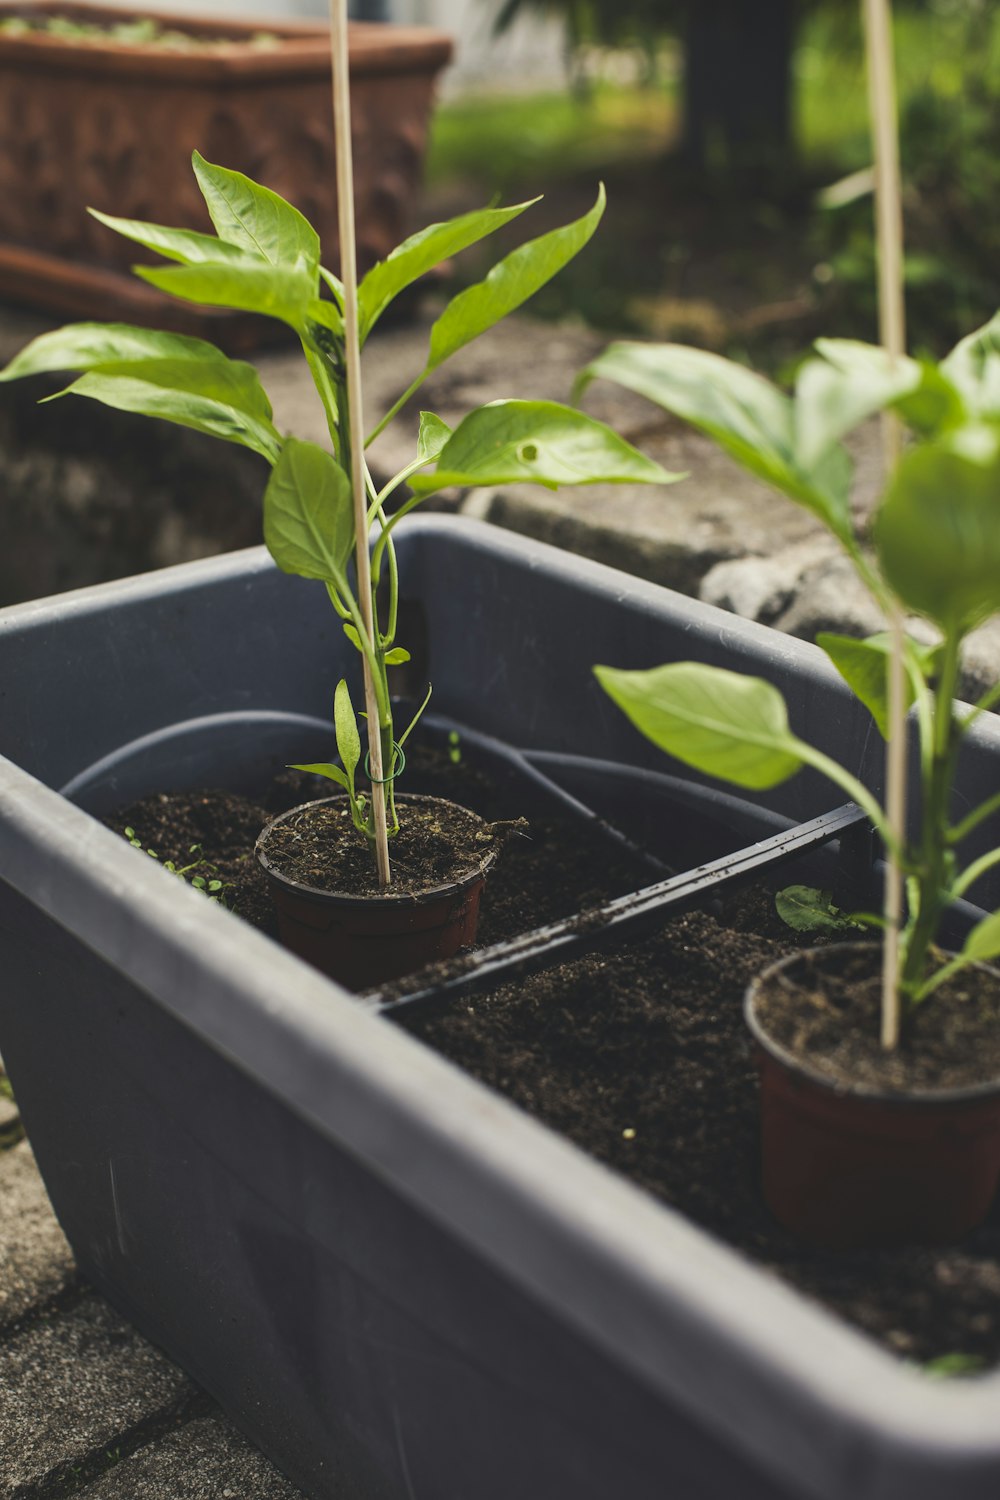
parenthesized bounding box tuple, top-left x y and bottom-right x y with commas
(2, 517, 1000, 1500)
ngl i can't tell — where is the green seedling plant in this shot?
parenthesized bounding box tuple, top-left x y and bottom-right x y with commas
(580, 316, 1000, 1030)
(1, 153, 673, 876)
(123, 829, 233, 906)
(0, 15, 281, 48)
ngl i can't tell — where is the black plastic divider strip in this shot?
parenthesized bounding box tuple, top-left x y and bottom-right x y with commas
(371, 802, 871, 1017)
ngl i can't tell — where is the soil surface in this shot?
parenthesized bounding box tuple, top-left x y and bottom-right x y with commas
(752, 944, 1000, 1094)
(107, 749, 1000, 1370)
(258, 795, 499, 899)
(105, 744, 648, 956)
(397, 888, 1000, 1371)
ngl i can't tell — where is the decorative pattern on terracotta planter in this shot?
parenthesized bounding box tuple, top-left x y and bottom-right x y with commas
(0, 2, 452, 346)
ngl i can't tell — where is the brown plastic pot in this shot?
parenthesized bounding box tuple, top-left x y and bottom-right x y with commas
(0, 1, 452, 345)
(256, 794, 496, 991)
(744, 944, 1000, 1249)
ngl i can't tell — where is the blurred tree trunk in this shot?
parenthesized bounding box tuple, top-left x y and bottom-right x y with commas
(683, 0, 796, 170)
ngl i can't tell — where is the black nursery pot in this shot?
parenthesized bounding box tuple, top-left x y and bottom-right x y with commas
(745, 945, 1000, 1249)
(256, 793, 496, 989)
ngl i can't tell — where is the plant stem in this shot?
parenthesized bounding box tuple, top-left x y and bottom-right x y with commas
(900, 631, 961, 995)
(863, 0, 908, 1049)
(370, 489, 440, 580)
(327, 4, 392, 886)
(951, 846, 1000, 904)
(961, 678, 1000, 731)
(365, 371, 427, 448)
(949, 790, 1000, 847)
(793, 741, 900, 858)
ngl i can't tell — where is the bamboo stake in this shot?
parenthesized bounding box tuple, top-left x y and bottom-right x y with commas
(329, 0, 391, 886)
(863, 0, 906, 1048)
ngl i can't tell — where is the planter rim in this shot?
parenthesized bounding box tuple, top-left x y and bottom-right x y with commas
(0, 2, 454, 79)
(256, 792, 498, 908)
(745, 942, 1000, 1107)
(6, 521, 1000, 1498)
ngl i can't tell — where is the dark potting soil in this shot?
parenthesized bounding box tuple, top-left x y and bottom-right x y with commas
(259, 796, 500, 898)
(398, 889, 1000, 1370)
(752, 944, 1000, 1094)
(106, 749, 1000, 1369)
(104, 747, 648, 952)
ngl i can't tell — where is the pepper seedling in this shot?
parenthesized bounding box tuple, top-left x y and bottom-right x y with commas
(583, 318, 1000, 1023)
(1, 153, 677, 873)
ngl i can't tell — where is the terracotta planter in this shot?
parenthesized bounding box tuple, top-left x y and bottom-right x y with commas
(745, 944, 1000, 1249)
(0, 1, 452, 346)
(256, 793, 496, 990)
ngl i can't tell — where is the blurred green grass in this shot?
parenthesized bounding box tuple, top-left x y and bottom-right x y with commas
(422, 7, 1000, 365)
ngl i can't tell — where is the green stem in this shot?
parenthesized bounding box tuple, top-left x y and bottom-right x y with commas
(300, 337, 341, 457)
(900, 631, 962, 994)
(384, 532, 399, 645)
(793, 741, 899, 858)
(951, 844, 1000, 904)
(914, 951, 970, 1003)
(905, 639, 936, 786)
(961, 678, 1000, 732)
(325, 581, 351, 621)
(370, 455, 434, 520)
(340, 592, 389, 721)
(949, 790, 1000, 847)
(365, 370, 428, 448)
(371, 489, 440, 580)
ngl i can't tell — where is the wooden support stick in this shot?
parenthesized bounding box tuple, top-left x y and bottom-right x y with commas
(863, 0, 906, 1048)
(329, 0, 391, 886)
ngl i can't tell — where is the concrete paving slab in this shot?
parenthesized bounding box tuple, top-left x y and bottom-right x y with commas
(0, 1294, 193, 1496)
(75, 1416, 305, 1500)
(0, 1139, 76, 1328)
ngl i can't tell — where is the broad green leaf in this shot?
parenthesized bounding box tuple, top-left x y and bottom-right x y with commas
(263, 438, 355, 582)
(343, 622, 363, 651)
(289, 761, 350, 791)
(334, 678, 361, 790)
(795, 347, 918, 467)
(816, 631, 940, 740)
(426, 186, 605, 372)
(383, 647, 411, 665)
(579, 341, 853, 546)
(410, 400, 676, 493)
(192, 151, 319, 270)
(88, 208, 252, 267)
(417, 411, 452, 463)
(942, 312, 1000, 421)
(775, 885, 862, 933)
(594, 661, 805, 791)
(0, 322, 227, 381)
(48, 355, 274, 423)
(135, 259, 315, 329)
(306, 296, 344, 338)
(358, 199, 537, 343)
(319, 265, 344, 305)
(874, 430, 1000, 632)
(806, 340, 964, 452)
(45, 369, 281, 462)
(960, 907, 1000, 964)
